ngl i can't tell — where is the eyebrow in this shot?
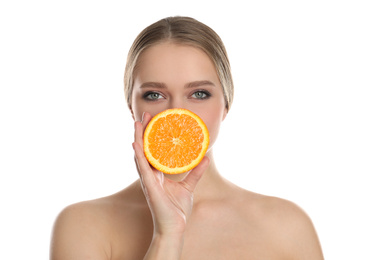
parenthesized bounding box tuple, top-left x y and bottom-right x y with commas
(140, 82, 167, 89)
(139, 80, 215, 89)
(185, 80, 215, 88)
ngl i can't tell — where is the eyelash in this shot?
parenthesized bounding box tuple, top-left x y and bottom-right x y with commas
(143, 91, 164, 101)
(143, 90, 211, 101)
(191, 90, 211, 99)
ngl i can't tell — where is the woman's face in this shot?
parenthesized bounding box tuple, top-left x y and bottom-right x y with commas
(130, 42, 227, 151)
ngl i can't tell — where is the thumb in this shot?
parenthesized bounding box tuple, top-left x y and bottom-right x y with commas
(180, 156, 210, 193)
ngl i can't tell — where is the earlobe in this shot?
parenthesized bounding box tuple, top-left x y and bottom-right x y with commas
(222, 107, 228, 121)
(129, 105, 135, 121)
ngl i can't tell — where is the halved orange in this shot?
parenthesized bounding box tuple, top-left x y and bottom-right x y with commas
(143, 108, 209, 174)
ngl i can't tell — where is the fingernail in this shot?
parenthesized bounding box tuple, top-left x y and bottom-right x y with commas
(141, 112, 146, 123)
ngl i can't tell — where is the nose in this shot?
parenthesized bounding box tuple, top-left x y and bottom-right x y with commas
(167, 96, 185, 110)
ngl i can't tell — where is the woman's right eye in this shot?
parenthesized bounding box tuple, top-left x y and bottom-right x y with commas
(143, 92, 163, 100)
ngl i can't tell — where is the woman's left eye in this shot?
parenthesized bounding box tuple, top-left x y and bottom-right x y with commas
(191, 91, 210, 99)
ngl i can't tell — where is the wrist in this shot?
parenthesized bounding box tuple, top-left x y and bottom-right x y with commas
(153, 230, 185, 239)
(143, 232, 185, 260)
(154, 224, 186, 238)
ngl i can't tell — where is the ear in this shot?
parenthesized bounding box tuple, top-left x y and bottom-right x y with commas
(222, 107, 228, 121)
(129, 105, 135, 121)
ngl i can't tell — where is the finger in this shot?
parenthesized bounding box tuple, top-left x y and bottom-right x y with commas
(181, 156, 210, 193)
(133, 142, 166, 206)
(133, 112, 152, 171)
(134, 120, 144, 148)
(141, 111, 152, 129)
(133, 154, 142, 178)
(132, 141, 159, 188)
(134, 112, 152, 149)
(134, 154, 147, 190)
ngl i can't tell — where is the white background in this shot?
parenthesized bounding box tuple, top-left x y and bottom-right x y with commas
(0, 0, 368, 259)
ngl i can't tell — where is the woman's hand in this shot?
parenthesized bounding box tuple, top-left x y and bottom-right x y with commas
(132, 112, 209, 236)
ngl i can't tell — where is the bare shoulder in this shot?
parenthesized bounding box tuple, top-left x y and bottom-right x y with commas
(50, 181, 149, 260)
(239, 190, 324, 259)
(50, 197, 111, 260)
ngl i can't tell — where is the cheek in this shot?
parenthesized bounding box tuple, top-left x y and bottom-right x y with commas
(130, 98, 141, 121)
(131, 92, 159, 121)
(207, 119, 222, 147)
(201, 109, 224, 147)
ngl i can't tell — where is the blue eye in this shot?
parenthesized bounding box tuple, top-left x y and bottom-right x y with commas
(192, 91, 210, 99)
(144, 92, 163, 100)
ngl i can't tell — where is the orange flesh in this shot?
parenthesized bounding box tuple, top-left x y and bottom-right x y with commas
(148, 114, 204, 168)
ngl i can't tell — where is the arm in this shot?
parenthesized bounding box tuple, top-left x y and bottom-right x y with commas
(143, 233, 185, 260)
(133, 113, 209, 259)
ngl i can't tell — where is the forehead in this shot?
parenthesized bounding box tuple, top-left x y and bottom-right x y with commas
(134, 42, 220, 87)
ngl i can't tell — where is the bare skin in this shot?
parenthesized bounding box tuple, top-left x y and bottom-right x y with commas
(50, 42, 324, 259)
(50, 160, 323, 259)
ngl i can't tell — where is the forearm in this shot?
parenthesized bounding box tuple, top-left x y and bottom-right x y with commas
(143, 233, 185, 260)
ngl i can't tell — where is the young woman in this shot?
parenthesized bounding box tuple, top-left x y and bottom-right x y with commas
(50, 16, 324, 259)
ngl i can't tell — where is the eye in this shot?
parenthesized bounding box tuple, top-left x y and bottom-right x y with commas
(191, 90, 211, 99)
(143, 91, 164, 101)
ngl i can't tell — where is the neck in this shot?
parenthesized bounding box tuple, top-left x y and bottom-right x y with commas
(164, 150, 228, 203)
(133, 149, 232, 206)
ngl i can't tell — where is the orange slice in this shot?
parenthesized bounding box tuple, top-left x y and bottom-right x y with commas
(143, 108, 209, 174)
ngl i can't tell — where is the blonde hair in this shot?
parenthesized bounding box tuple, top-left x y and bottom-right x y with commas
(124, 16, 234, 110)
